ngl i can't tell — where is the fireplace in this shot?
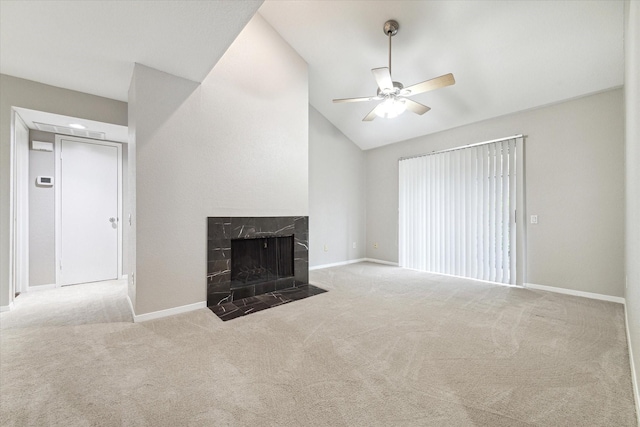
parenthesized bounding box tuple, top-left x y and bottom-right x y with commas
(207, 217, 308, 306)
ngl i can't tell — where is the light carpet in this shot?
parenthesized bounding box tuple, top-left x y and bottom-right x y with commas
(0, 279, 132, 330)
(0, 263, 636, 426)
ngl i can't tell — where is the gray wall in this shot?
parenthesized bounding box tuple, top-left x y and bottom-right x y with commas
(309, 106, 366, 267)
(624, 0, 640, 410)
(129, 14, 308, 315)
(28, 130, 55, 286)
(366, 88, 625, 298)
(0, 74, 127, 307)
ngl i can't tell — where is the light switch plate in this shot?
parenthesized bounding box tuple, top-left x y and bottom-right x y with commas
(530, 215, 538, 224)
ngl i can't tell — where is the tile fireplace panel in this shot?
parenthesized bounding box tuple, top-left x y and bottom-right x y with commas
(207, 216, 309, 307)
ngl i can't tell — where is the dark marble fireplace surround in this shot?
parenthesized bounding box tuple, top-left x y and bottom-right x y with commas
(207, 216, 309, 306)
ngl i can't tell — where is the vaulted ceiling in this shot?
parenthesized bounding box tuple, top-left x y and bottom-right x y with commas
(0, 0, 262, 102)
(1, 1, 625, 151)
(260, 1, 624, 150)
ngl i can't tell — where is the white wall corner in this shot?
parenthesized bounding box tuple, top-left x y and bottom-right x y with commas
(133, 301, 207, 323)
(0, 302, 14, 312)
(524, 283, 625, 304)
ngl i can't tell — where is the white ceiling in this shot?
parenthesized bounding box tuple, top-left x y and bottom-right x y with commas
(1, 1, 625, 151)
(0, 0, 262, 102)
(259, 0, 625, 150)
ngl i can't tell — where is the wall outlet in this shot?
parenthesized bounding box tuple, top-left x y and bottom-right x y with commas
(323, 245, 328, 252)
(530, 215, 538, 224)
(352, 242, 356, 249)
(373, 242, 379, 249)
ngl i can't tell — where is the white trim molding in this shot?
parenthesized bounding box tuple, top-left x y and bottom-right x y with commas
(0, 302, 14, 313)
(625, 304, 640, 422)
(309, 258, 400, 271)
(133, 301, 207, 323)
(309, 258, 367, 271)
(126, 294, 135, 320)
(26, 284, 56, 292)
(363, 258, 399, 266)
(525, 283, 625, 304)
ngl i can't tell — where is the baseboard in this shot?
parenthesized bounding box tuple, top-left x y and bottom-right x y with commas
(133, 301, 207, 323)
(363, 258, 399, 266)
(525, 283, 625, 304)
(0, 302, 14, 313)
(625, 304, 640, 423)
(26, 283, 56, 292)
(126, 294, 135, 321)
(403, 267, 521, 288)
(309, 258, 367, 270)
(309, 258, 400, 270)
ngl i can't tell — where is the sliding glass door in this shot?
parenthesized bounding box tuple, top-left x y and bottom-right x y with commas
(398, 136, 524, 285)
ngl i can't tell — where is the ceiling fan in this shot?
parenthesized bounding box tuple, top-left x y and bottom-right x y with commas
(333, 20, 455, 121)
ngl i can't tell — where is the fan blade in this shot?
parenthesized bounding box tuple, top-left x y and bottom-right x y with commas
(363, 103, 384, 121)
(333, 96, 378, 103)
(372, 67, 393, 92)
(404, 73, 455, 96)
(404, 98, 431, 115)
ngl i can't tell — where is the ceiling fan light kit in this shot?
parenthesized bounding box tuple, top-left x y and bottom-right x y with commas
(333, 19, 455, 122)
(375, 97, 406, 119)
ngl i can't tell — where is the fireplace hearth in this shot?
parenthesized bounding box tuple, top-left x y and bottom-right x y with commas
(207, 217, 309, 306)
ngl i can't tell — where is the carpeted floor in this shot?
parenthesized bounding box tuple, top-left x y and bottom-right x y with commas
(0, 263, 637, 426)
(0, 279, 132, 329)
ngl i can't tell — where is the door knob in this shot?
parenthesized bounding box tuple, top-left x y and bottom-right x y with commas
(109, 217, 116, 223)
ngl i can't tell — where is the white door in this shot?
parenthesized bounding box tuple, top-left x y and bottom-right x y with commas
(57, 137, 120, 286)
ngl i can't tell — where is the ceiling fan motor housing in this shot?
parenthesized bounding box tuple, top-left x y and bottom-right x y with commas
(377, 81, 404, 97)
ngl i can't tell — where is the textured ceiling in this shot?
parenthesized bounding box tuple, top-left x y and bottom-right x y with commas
(259, 1, 624, 150)
(0, 0, 262, 102)
(1, 1, 625, 151)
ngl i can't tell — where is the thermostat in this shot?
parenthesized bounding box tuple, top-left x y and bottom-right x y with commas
(36, 176, 54, 187)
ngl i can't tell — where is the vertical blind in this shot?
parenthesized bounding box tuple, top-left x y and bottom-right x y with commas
(398, 137, 521, 285)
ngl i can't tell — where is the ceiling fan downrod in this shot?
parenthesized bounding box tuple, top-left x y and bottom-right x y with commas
(384, 20, 399, 78)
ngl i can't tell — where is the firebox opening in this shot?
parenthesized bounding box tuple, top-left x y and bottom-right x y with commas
(230, 235, 294, 288)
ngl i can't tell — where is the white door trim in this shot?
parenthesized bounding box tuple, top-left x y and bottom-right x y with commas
(8, 108, 17, 306)
(54, 135, 123, 287)
(13, 112, 30, 294)
(8, 107, 31, 307)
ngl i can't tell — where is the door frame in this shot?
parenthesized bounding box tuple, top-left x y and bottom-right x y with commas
(13, 111, 30, 294)
(54, 135, 123, 287)
(6, 107, 31, 309)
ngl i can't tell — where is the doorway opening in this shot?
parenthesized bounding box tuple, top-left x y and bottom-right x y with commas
(8, 107, 129, 311)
